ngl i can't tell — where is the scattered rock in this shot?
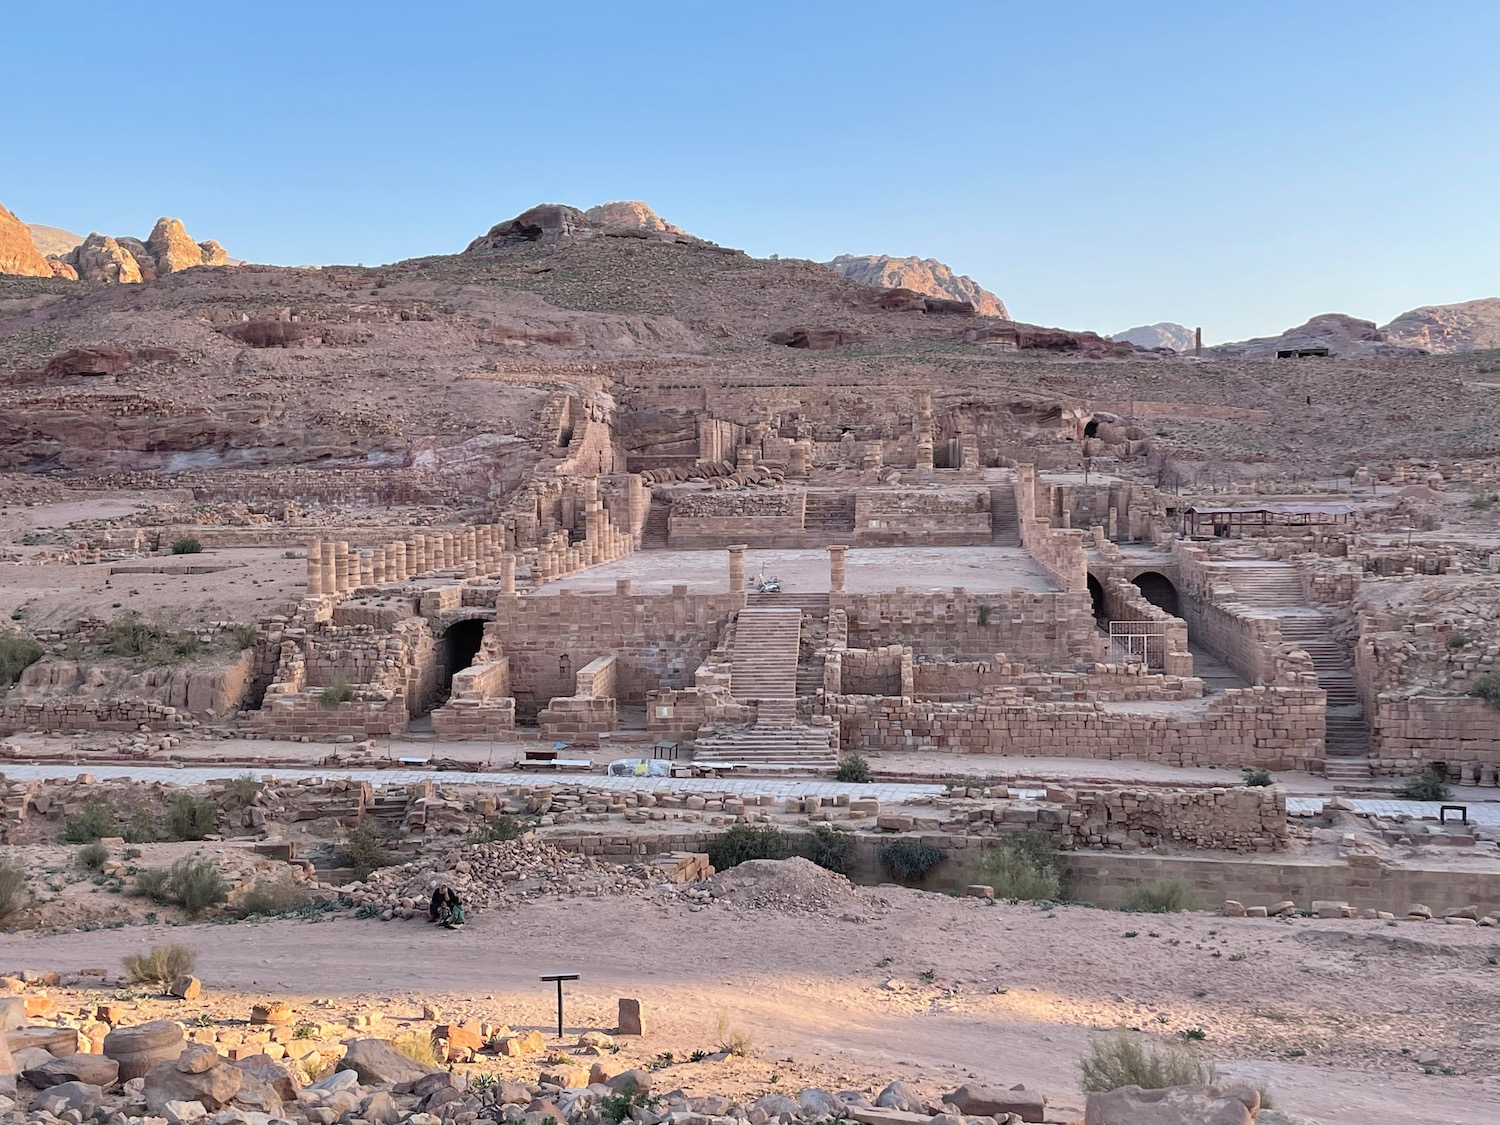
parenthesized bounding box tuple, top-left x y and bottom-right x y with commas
(337, 1039, 441, 1086)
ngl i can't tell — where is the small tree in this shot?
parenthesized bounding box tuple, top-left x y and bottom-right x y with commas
(170, 538, 203, 555)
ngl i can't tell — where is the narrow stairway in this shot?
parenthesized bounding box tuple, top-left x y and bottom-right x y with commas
(989, 484, 1020, 546)
(730, 608, 802, 700)
(640, 496, 670, 549)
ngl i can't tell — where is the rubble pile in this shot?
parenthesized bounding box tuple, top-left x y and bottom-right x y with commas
(695, 857, 861, 914)
(346, 837, 657, 917)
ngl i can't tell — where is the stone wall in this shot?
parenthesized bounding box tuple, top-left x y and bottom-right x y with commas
(836, 590, 1102, 667)
(669, 491, 805, 548)
(823, 685, 1325, 771)
(490, 590, 740, 717)
(1101, 576, 1194, 676)
(850, 492, 991, 547)
(1015, 464, 1089, 590)
(838, 646, 911, 697)
(1370, 695, 1500, 776)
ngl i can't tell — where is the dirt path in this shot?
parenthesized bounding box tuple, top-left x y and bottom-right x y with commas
(4, 887, 1498, 1123)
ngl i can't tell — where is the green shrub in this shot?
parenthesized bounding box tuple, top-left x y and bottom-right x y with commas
(133, 867, 171, 902)
(877, 838, 945, 882)
(77, 841, 109, 871)
(0, 860, 28, 923)
(976, 845, 1061, 902)
(1469, 672, 1500, 708)
(600, 1084, 656, 1123)
(168, 857, 228, 916)
(835, 754, 872, 783)
(320, 675, 355, 708)
(1470, 492, 1496, 510)
(707, 824, 789, 871)
(1399, 769, 1451, 802)
(170, 538, 203, 555)
(802, 824, 856, 875)
(1446, 632, 1471, 652)
(231, 624, 259, 649)
(1241, 766, 1273, 787)
(122, 944, 197, 989)
(102, 616, 159, 657)
(338, 825, 394, 880)
(236, 879, 314, 918)
(64, 799, 118, 843)
(124, 809, 161, 844)
(1079, 1028, 1217, 1093)
(977, 602, 992, 626)
(166, 794, 218, 841)
(232, 773, 263, 803)
(466, 814, 526, 844)
(0, 632, 42, 685)
(1121, 879, 1199, 914)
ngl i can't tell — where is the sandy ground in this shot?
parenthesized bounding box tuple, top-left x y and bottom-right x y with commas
(4, 885, 1498, 1124)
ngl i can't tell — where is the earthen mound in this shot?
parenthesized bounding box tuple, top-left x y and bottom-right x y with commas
(705, 857, 858, 913)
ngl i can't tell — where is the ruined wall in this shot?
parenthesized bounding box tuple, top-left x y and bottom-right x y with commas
(1015, 464, 1088, 590)
(851, 492, 991, 546)
(1101, 577, 1194, 677)
(490, 590, 740, 717)
(1370, 696, 1500, 776)
(823, 685, 1325, 771)
(668, 491, 805, 548)
(836, 590, 1103, 667)
(838, 646, 911, 697)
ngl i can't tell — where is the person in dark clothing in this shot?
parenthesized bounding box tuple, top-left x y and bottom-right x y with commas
(428, 884, 464, 928)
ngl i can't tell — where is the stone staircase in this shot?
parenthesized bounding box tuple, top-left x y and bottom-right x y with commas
(691, 723, 837, 770)
(989, 484, 1020, 546)
(1222, 564, 1308, 607)
(640, 496, 670, 549)
(746, 592, 831, 613)
(730, 608, 802, 700)
(1277, 614, 1372, 780)
(803, 492, 855, 532)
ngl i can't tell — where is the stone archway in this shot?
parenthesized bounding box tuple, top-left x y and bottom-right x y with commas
(1132, 571, 1180, 617)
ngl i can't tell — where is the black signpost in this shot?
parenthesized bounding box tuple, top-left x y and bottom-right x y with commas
(539, 972, 580, 1038)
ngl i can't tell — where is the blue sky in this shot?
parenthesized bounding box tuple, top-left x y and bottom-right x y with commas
(7, 1, 1498, 342)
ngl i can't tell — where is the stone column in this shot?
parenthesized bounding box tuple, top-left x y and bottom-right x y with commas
(333, 541, 350, 593)
(727, 544, 747, 595)
(372, 549, 387, 585)
(320, 544, 337, 596)
(500, 555, 517, 596)
(916, 440, 935, 470)
(789, 441, 810, 477)
(306, 540, 324, 596)
(828, 545, 848, 595)
(359, 551, 374, 586)
(616, 579, 632, 596)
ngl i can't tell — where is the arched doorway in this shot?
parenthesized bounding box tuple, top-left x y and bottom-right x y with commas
(438, 619, 487, 699)
(1132, 571, 1180, 617)
(1086, 573, 1105, 621)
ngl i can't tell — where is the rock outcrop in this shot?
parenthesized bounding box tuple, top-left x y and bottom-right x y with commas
(1110, 322, 1196, 352)
(148, 217, 229, 274)
(1211, 313, 1427, 359)
(43, 217, 231, 283)
(68, 234, 145, 284)
(0, 203, 54, 277)
(825, 254, 1008, 318)
(583, 201, 687, 235)
(1380, 297, 1500, 354)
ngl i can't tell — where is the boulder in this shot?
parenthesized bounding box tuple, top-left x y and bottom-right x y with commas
(752, 1093, 802, 1118)
(606, 1069, 652, 1097)
(144, 1057, 244, 1112)
(104, 1019, 185, 1082)
(6, 1027, 81, 1056)
(537, 1065, 589, 1089)
(11, 1048, 52, 1072)
(176, 1044, 220, 1074)
(22, 1051, 119, 1089)
(336, 1039, 441, 1086)
(437, 1022, 484, 1052)
(161, 1099, 208, 1125)
(498, 1030, 546, 1057)
(305, 1069, 361, 1094)
(0, 997, 26, 1032)
(850, 1108, 931, 1125)
(171, 976, 203, 1001)
(798, 1088, 844, 1117)
(359, 1090, 402, 1124)
(1083, 1083, 1258, 1125)
(944, 1083, 1044, 1123)
(874, 1083, 922, 1112)
(39, 1080, 104, 1115)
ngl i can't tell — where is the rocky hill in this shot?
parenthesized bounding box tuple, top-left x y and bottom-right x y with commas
(24, 222, 84, 258)
(1381, 297, 1500, 353)
(1210, 313, 1428, 359)
(583, 200, 688, 236)
(824, 255, 1008, 318)
(1110, 322, 1196, 352)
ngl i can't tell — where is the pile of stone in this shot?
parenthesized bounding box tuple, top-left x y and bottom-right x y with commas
(694, 857, 861, 914)
(346, 837, 657, 917)
(1224, 897, 1500, 925)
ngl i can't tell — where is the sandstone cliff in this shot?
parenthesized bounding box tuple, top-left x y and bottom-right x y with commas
(584, 201, 687, 236)
(1381, 297, 1500, 354)
(1111, 322, 1196, 352)
(465, 203, 696, 255)
(824, 254, 1008, 319)
(0, 203, 53, 277)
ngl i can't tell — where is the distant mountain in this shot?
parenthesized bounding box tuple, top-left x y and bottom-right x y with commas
(25, 223, 84, 258)
(824, 254, 1008, 318)
(1381, 298, 1500, 353)
(1110, 322, 1196, 352)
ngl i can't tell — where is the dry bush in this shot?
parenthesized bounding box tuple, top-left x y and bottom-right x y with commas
(122, 944, 197, 990)
(391, 1031, 437, 1067)
(1079, 1028, 1217, 1093)
(0, 861, 28, 923)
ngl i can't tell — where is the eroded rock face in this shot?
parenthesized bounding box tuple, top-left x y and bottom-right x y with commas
(68, 234, 146, 284)
(584, 201, 686, 235)
(465, 204, 594, 253)
(149, 218, 226, 274)
(825, 254, 1009, 318)
(0, 202, 54, 277)
(767, 325, 862, 350)
(1381, 297, 1500, 354)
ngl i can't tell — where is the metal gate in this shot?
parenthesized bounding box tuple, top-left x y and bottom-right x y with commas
(1109, 621, 1169, 671)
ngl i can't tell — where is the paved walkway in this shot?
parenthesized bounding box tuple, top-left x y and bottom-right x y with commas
(1285, 796, 1500, 827)
(0, 763, 946, 803)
